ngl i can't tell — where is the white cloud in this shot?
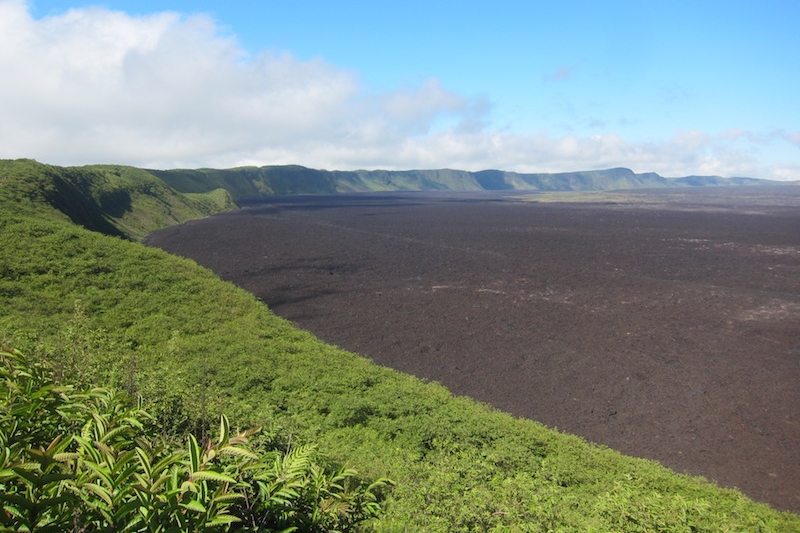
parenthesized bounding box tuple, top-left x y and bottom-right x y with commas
(0, 1, 362, 166)
(770, 164, 800, 181)
(0, 0, 795, 180)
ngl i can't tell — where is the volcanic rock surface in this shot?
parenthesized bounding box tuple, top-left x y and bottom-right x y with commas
(146, 187, 800, 512)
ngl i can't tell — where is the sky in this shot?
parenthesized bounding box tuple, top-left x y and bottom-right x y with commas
(1, 0, 799, 179)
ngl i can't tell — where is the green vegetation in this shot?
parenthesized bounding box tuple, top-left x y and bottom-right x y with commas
(0, 159, 234, 240)
(150, 165, 784, 200)
(0, 346, 390, 532)
(148, 166, 483, 200)
(2, 159, 799, 531)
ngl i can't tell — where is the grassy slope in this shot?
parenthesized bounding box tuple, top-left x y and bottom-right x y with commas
(337, 169, 481, 192)
(0, 160, 235, 240)
(473, 168, 666, 191)
(2, 160, 799, 532)
(150, 166, 483, 200)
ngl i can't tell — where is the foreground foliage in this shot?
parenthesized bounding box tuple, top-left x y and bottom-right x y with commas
(1, 160, 799, 531)
(0, 346, 390, 532)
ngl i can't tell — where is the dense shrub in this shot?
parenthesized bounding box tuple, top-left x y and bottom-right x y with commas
(0, 346, 391, 532)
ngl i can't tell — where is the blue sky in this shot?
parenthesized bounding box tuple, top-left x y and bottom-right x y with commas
(2, 0, 798, 179)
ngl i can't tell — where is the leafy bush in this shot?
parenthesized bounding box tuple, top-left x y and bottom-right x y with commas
(0, 345, 391, 532)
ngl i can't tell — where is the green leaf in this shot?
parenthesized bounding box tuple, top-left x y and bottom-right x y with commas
(52, 452, 80, 462)
(211, 492, 245, 504)
(188, 435, 200, 474)
(217, 445, 258, 461)
(83, 482, 113, 506)
(134, 448, 152, 480)
(181, 499, 206, 513)
(217, 414, 230, 446)
(83, 461, 113, 487)
(206, 513, 241, 526)
(191, 470, 237, 484)
(1, 503, 26, 520)
(100, 425, 128, 444)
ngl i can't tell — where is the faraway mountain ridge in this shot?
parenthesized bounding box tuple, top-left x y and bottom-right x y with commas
(5, 159, 793, 242)
(149, 165, 790, 200)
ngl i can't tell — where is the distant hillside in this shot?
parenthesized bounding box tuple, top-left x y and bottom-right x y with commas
(147, 166, 483, 200)
(151, 165, 785, 201)
(0, 159, 235, 240)
(473, 168, 774, 190)
(1, 159, 791, 240)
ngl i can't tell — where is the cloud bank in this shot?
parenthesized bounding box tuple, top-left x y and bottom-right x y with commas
(0, 1, 796, 180)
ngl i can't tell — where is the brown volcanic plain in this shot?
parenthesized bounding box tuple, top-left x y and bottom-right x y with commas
(145, 186, 800, 513)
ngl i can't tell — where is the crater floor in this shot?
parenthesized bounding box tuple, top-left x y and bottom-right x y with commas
(146, 187, 800, 513)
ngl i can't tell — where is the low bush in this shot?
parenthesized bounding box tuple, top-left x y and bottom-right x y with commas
(0, 345, 392, 532)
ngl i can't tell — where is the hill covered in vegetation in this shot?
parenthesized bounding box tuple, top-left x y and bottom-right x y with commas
(149, 164, 784, 201)
(1, 158, 799, 531)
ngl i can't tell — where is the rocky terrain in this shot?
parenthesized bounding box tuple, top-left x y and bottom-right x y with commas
(146, 187, 800, 512)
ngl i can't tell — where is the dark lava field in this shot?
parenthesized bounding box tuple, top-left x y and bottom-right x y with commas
(145, 187, 800, 513)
